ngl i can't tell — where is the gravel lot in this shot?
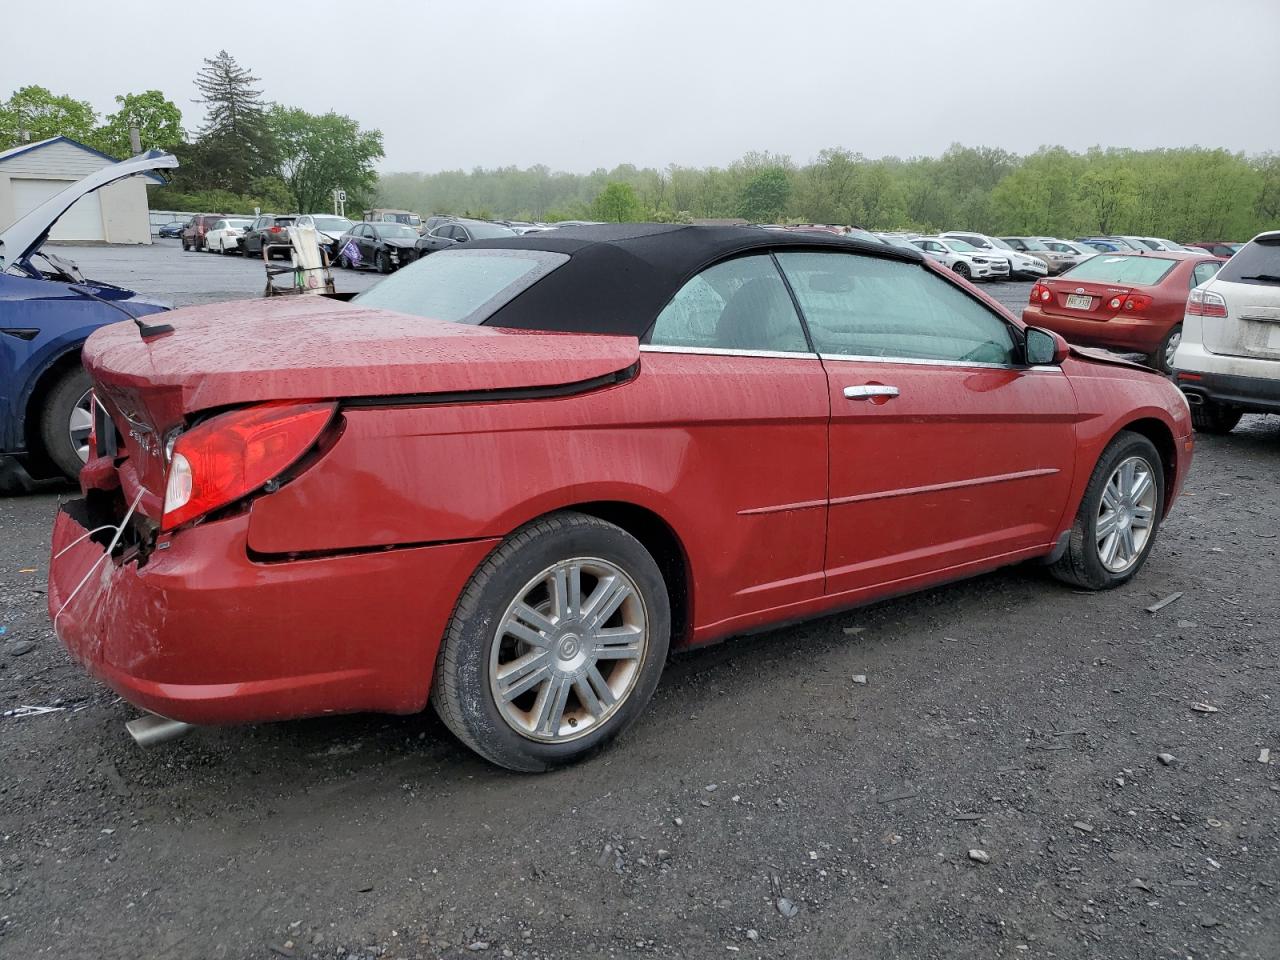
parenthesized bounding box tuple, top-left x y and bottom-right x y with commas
(1, 246, 1277, 960)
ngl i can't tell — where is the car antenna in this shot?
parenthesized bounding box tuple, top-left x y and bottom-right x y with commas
(68, 283, 174, 339)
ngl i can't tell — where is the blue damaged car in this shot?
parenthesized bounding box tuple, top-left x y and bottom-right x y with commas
(0, 150, 178, 488)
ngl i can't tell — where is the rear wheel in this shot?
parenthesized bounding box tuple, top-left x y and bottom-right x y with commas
(1191, 400, 1242, 435)
(1050, 431, 1164, 590)
(432, 511, 671, 772)
(38, 367, 94, 481)
(952, 261, 972, 280)
(1149, 324, 1182, 374)
(181, 237, 190, 252)
(338, 253, 352, 269)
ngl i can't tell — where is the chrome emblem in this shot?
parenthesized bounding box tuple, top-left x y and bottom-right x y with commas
(1074, 287, 1085, 294)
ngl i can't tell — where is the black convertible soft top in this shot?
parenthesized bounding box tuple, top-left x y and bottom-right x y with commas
(467, 223, 924, 337)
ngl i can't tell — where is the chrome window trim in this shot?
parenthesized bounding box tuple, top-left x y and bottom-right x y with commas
(639, 344, 818, 360)
(819, 352, 1064, 373)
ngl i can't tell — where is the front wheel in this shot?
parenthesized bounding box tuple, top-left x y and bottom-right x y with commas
(952, 261, 972, 280)
(1191, 400, 1242, 435)
(376, 250, 390, 274)
(432, 511, 671, 772)
(38, 367, 94, 480)
(1050, 431, 1165, 590)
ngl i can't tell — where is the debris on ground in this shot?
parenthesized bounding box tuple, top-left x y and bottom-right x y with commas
(968, 849, 990, 864)
(1259, 748, 1271, 764)
(1145, 592, 1184, 614)
(851, 674, 867, 685)
(1129, 878, 1153, 892)
(775, 897, 799, 919)
(2, 704, 65, 718)
(1157, 753, 1176, 765)
(842, 626, 864, 636)
(3, 640, 36, 657)
(1072, 821, 1095, 833)
(1190, 702, 1220, 714)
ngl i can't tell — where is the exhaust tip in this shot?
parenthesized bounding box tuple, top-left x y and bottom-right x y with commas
(126, 713, 194, 747)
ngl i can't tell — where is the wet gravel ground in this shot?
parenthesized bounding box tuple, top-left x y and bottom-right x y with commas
(1, 253, 1277, 959)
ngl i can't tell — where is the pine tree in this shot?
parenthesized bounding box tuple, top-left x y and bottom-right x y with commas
(190, 50, 276, 195)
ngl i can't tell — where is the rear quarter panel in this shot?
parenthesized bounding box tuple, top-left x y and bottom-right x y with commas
(247, 353, 832, 636)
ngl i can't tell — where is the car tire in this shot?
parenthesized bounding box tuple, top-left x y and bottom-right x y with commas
(1149, 324, 1182, 374)
(376, 251, 390, 274)
(181, 238, 190, 252)
(1190, 401, 1242, 435)
(338, 254, 352, 269)
(431, 511, 671, 772)
(38, 366, 94, 481)
(952, 262, 972, 280)
(1049, 430, 1165, 591)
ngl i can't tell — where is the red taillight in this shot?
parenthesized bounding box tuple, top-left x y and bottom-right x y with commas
(1186, 288, 1228, 318)
(270, 225, 282, 233)
(1122, 294, 1153, 312)
(1029, 282, 1052, 304)
(161, 401, 336, 531)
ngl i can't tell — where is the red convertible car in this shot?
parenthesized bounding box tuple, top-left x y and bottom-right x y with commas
(49, 225, 1193, 771)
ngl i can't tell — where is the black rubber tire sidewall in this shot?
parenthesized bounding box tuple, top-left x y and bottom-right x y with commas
(432, 512, 671, 772)
(1053, 431, 1165, 590)
(953, 262, 971, 279)
(1191, 401, 1242, 434)
(1150, 324, 1182, 374)
(38, 366, 92, 481)
(376, 251, 389, 274)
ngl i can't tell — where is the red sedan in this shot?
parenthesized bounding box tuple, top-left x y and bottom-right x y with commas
(1022, 251, 1224, 372)
(49, 225, 1193, 771)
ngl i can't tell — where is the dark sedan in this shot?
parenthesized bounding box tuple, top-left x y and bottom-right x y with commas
(416, 218, 518, 257)
(335, 222, 422, 272)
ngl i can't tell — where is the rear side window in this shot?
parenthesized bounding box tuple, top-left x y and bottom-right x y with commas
(776, 251, 1016, 365)
(1215, 237, 1280, 286)
(1191, 261, 1221, 288)
(1063, 255, 1177, 285)
(646, 255, 809, 353)
(352, 248, 568, 324)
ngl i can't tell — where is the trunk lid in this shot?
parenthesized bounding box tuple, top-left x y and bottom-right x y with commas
(1038, 277, 1139, 321)
(82, 297, 640, 508)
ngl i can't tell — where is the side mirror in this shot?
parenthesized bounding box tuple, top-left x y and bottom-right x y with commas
(1025, 326, 1069, 366)
(453, 236, 467, 243)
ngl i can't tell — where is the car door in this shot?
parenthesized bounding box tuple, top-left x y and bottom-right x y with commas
(637, 253, 831, 625)
(774, 250, 1078, 598)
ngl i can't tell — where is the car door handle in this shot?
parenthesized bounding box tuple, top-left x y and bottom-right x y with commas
(844, 385, 900, 401)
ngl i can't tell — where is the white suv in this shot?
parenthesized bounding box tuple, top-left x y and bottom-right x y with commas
(1173, 231, 1280, 433)
(941, 232, 1049, 279)
(911, 236, 1010, 281)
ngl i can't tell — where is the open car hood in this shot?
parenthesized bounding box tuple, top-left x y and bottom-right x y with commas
(0, 149, 179, 271)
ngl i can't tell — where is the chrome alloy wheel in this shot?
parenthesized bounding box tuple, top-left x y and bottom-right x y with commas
(1096, 456, 1157, 573)
(490, 558, 648, 743)
(69, 388, 94, 463)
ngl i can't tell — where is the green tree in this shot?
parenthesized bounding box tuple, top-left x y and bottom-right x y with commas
(268, 105, 383, 214)
(591, 181, 641, 222)
(0, 85, 97, 150)
(93, 90, 184, 157)
(736, 168, 791, 222)
(191, 50, 276, 194)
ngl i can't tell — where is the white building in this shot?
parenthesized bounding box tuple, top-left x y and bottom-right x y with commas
(0, 136, 162, 244)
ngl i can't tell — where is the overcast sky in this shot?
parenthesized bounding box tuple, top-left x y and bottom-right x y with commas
(3, 0, 1278, 172)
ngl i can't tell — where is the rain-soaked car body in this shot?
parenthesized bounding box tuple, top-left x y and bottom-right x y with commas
(49, 225, 1193, 770)
(0, 150, 176, 486)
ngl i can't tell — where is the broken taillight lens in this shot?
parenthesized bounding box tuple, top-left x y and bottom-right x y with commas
(161, 401, 336, 531)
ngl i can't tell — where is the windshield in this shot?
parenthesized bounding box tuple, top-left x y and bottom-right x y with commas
(1013, 238, 1049, 250)
(987, 237, 1014, 250)
(1216, 237, 1280, 285)
(352, 248, 569, 323)
(373, 223, 419, 239)
(312, 217, 352, 231)
(1062, 255, 1177, 285)
(944, 239, 979, 252)
(227, 218, 253, 228)
(466, 221, 519, 239)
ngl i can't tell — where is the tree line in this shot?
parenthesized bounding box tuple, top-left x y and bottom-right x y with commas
(0, 51, 384, 216)
(378, 145, 1280, 240)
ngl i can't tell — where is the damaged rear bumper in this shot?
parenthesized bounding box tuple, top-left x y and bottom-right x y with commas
(48, 502, 497, 725)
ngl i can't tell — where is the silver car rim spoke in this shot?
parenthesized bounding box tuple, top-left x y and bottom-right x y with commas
(1165, 330, 1181, 368)
(491, 557, 647, 743)
(1095, 456, 1158, 573)
(69, 389, 94, 463)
